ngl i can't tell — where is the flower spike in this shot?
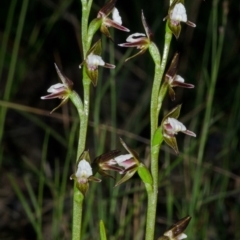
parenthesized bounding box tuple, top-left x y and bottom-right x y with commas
(96, 0, 130, 40)
(79, 39, 115, 86)
(41, 64, 73, 113)
(161, 105, 196, 154)
(158, 216, 191, 240)
(165, 53, 194, 101)
(118, 10, 152, 62)
(163, 0, 196, 38)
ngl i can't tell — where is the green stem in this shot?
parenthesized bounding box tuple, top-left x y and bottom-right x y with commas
(157, 23, 172, 116)
(71, 71, 91, 240)
(81, 0, 93, 57)
(145, 21, 172, 240)
(149, 43, 162, 139)
(71, 1, 93, 239)
(145, 42, 161, 240)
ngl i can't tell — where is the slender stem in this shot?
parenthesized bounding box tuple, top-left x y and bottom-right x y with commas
(71, 1, 93, 239)
(145, 42, 161, 240)
(81, 0, 93, 57)
(157, 23, 172, 116)
(149, 43, 161, 139)
(145, 20, 172, 240)
(71, 71, 91, 240)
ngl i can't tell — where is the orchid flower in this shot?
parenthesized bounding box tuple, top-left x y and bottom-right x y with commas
(70, 151, 101, 195)
(114, 138, 152, 187)
(158, 216, 191, 240)
(118, 10, 153, 62)
(91, 149, 123, 179)
(79, 39, 115, 86)
(163, 0, 196, 38)
(161, 105, 196, 154)
(94, 0, 130, 40)
(165, 53, 194, 101)
(41, 64, 73, 113)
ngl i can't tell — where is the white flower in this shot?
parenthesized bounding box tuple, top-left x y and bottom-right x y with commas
(171, 3, 187, 24)
(167, 117, 187, 134)
(45, 83, 65, 94)
(75, 159, 93, 183)
(112, 8, 122, 25)
(164, 117, 196, 138)
(125, 33, 146, 43)
(164, 230, 187, 240)
(86, 54, 105, 70)
(114, 154, 132, 166)
(174, 75, 184, 83)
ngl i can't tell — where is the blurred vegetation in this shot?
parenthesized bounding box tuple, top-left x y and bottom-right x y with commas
(0, 0, 240, 239)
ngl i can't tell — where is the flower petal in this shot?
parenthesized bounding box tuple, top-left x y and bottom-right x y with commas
(163, 135, 179, 154)
(115, 168, 137, 187)
(47, 83, 65, 93)
(141, 10, 153, 40)
(164, 105, 182, 120)
(104, 62, 116, 68)
(86, 67, 98, 86)
(182, 129, 196, 137)
(171, 80, 194, 88)
(168, 117, 187, 133)
(49, 97, 69, 114)
(104, 18, 130, 32)
(54, 63, 73, 87)
(124, 48, 147, 62)
(171, 3, 187, 23)
(186, 20, 196, 27)
(97, 0, 116, 18)
(125, 33, 146, 42)
(120, 138, 140, 161)
(75, 159, 93, 178)
(112, 8, 122, 25)
(168, 86, 176, 101)
(86, 54, 105, 69)
(166, 53, 179, 79)
(165, 216, 191, 238)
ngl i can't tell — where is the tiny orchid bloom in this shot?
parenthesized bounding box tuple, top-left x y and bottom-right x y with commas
(96, 0, 130, 40)
(161, 105, 196, 154)
(114, 138, 141, 186)
(70, 151, 101, 195)
(79, 39, 115, 86)
(158, 216, 191, 240)
(118, 10, 153, 62)
(41, 63, 73, 113)
(163, 0, 196, 38)
(165, 53, 194, 101)
(91, 149, 123, 179)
